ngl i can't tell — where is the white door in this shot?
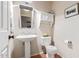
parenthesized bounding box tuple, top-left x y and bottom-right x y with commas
(0, 1, 12, 58)
(0, 1, 9, 58)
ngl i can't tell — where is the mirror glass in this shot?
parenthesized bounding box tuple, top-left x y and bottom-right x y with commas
(20, 5, 33, 28)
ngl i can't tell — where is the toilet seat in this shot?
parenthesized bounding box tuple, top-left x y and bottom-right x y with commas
(46, 46, 57, 53)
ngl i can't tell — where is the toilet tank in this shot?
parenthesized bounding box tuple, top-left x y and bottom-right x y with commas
(40, 37, 51, 46)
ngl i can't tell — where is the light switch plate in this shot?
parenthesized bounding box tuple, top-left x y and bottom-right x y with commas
(64, 40, 73, 49)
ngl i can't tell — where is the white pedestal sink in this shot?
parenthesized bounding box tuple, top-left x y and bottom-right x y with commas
(16, 35, 37, 41)
(15, 34, 37, 58)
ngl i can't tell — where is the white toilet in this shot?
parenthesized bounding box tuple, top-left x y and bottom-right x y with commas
(40, 37, 58, 58)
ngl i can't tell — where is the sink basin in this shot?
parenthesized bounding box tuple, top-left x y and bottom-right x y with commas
(15, 35, 37, 42)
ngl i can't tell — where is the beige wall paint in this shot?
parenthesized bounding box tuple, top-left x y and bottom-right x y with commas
(52, 1, 79, 57)
(31, 1, 52, 12)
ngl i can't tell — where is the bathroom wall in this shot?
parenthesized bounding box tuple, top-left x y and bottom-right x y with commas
(52, 1, 79, 57)
(31, 1, 52, 12)
(12, 1, 53, 57)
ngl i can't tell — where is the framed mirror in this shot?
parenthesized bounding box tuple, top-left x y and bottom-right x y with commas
(20, 5, 33, 28)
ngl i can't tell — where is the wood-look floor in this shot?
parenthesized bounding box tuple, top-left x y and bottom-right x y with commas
(31, 53, 62, 58)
